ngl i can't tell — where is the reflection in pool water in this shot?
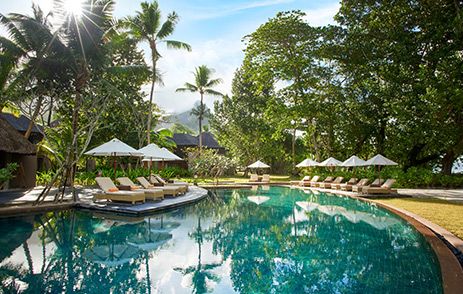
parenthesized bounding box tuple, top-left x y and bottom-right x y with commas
(0, 186, 442, 293)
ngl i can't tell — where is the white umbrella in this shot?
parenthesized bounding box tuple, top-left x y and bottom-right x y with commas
(318, 157, 342, 172)
(247, 196, 270, 205)
(365, 154, 398, 166)
(138, 143, 166, 160)
(141, 147, 182, 172)
(318, 157, 342, 167)
(139, 143, 169, 174)
(365, 154, 398, 181)
(341, 155, 367, 177)
(341, 155, 366, 167)
(84, 138, 143, 178)
(248, 160, 270, 169)
(296, 158, 319, 168)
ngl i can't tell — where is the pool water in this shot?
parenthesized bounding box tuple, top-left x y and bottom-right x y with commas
(0, 186, 442, 293)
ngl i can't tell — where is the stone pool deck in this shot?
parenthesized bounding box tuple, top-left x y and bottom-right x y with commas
(0, 185, 208, 217)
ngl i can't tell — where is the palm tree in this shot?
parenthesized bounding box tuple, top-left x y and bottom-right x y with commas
(190, 102, 211, 134)
(176, 65, 223, 152)
(0, 5, 59, 138)
(123, 1, 191, 145)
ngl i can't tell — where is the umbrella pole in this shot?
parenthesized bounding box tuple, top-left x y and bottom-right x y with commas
(113, 154, 117, 180)
(150, 159, 153, 177)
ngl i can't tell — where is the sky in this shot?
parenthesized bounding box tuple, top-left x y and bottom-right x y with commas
(0, 0, 341, 114)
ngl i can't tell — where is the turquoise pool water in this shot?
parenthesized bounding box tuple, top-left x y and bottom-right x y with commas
(0, 186, 442, 293)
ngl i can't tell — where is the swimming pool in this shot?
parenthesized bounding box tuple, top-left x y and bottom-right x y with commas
(0, 186, 442, 293)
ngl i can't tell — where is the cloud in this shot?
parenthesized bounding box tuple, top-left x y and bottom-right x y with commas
(149, 38, 244, 114)
(303, 2, 340, 27)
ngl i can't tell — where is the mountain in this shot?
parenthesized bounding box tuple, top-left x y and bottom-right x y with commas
(156, 103, 210, 134)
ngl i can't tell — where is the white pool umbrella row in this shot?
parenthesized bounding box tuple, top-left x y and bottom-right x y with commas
(296, 154, 397, 168)
(84, 138, 182, 178)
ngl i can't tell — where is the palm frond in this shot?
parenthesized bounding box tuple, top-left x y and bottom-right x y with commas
(204, 89, 224, 97)
(157, 11, 178, 39)
(205, 78, 223, 88)
(164, 40, 191, 51)
(176, 82, 197, 93)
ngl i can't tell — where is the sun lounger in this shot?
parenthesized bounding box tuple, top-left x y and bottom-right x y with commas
(361, 179, 397, 195)
(149, 175, 187, 194)
(308, 176, 321, 187)
(320, 177, 344, 189)
(137, 177, 183, 196)
(345, 178, 368, 191)
(249, 174, 259, 183)
(95, 177, 145, 204)
(352, 178, 384, 193)
(152, 174, 189, 191)
(290, 176, 311, 186)
(312, 176, 334, 188)
(333, 178, 357, 190)
(116, 177, 164, 201)
(261, 174, 270, 183)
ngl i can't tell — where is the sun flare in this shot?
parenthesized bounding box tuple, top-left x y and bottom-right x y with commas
(62, 0, 83, 17)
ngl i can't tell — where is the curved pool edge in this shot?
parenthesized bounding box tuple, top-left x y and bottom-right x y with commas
(206, 185, 463, 294)
(371, 201, 463, 294)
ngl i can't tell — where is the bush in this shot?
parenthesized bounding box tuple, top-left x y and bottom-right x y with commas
(0, 163, 19, 189)
(187, 148, 237, 179)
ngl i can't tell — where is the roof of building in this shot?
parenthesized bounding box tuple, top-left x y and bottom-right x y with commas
(0, 113, 44, 144)
(0, 117, 37, 155)
(172, 132, 223, 149)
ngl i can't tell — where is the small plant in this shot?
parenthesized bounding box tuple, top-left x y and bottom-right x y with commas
(0, 163, 19, 189)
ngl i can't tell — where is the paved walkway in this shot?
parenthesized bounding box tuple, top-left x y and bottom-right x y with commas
(397, 188, 463, 202)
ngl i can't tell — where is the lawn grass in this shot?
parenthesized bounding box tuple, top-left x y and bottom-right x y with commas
(376, 198, 463, 240)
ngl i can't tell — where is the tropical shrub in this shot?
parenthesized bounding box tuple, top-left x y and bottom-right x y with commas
(187, 148, 237, 180)
(0, 163, 19, 189)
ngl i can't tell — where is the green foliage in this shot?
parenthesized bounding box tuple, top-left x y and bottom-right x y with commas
(0, 163, 18, 188)
(187, 148, 236, 179)
(214, 5, 463, 175)
(45, 166, 192, 186)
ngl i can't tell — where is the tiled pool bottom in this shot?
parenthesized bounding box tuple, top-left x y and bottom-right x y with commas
(0, 186, 442, 293)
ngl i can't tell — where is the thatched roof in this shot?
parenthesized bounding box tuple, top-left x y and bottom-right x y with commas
(0, 117, 37, 155)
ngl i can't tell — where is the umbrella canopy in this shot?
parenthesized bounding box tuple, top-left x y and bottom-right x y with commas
(141, 147, 182, 161)
(364, 154, 398, 166)
(341, 155, 366, 167)
(247, 160, 270, 169)
(84, 138, 143, 157)
(138, 143, 167, 160)
(296, 158, 319, 168)
(318, 157, 342, 167)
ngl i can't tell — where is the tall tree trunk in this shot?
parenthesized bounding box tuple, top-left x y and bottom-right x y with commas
(47, 96, 53, 126)
(147, 76, 155, 145)
(24, 95, 44, 139)
(441, 150, 455, 175)
(147, 41, 157, 145)
(199, 92, 203, 153)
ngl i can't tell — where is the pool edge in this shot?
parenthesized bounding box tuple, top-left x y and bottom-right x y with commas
(206, 185, 463, 294)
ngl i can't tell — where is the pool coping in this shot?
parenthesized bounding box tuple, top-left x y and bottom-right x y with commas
(0, 186, 209, 218)
(205, 184, 463, 293)
(304, 186, 463, 294)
